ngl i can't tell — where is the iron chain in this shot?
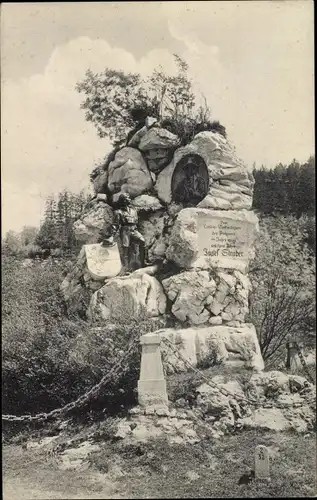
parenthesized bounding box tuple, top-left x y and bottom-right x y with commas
(2, 336, 138, 424)
(3, 335, 315, 424)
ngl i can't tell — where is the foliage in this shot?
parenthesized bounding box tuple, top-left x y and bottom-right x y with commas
(253, 156, 315, 219)
(2, 226, 41, 260)
(2, 257, 162, 415)
(76, 68, 158, 146)
(148, 56, 195, 121)
(2, 190, 90, 259)
(2, 230, 24, 257)
(35, 189, 89, 255)
(249, 216, 316, 364)
(76, 54, 226, 148)
(160, 116, 226, 146)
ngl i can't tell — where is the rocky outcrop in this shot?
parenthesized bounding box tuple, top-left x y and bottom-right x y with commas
(162, 269, 250, 325)
(87, 272, 167, 322)
(194, 371, 316, 434)
(162, 271, 216, 325)
(73, 201, 114, 244)
(107, 147, 153, 200)
(64, 121, 263, 375)
(158, 324, 264, 373)
(60, 247, 103, 317)
(113, 370, 315, 445)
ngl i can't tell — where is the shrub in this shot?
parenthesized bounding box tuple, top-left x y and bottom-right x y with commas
(160, 116, 226, 145)
(2, 258, 162, 417)
(249, 216, 315, 366)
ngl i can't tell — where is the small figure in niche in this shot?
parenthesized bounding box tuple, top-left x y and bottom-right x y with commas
(174, 160, 208, 206)
(114, 193, 147, 271)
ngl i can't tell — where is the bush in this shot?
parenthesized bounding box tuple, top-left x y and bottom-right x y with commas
(249, 216, 316, 366)
(2, 257, 162, 417)
(160, 116, 226, 145)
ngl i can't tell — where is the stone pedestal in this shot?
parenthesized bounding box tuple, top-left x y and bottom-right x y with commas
(255, 445, 270, 481)
(138, 333, 168, 408)
(286, 339, 301, 372)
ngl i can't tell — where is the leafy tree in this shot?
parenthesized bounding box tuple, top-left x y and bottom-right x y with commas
(76, 68, 156, 146)
(76, 54, 226, 148)
(19, 226, 39, 247)
(2, 230, 23, 257)
(249, 216, 315, 365)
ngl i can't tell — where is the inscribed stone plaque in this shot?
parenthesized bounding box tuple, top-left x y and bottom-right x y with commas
(195, 210, 258, 272)
(85, 243, 121, 280)
(255, 445, 270, 480)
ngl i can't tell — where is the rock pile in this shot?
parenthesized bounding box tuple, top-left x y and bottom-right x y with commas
(112, 371, 315, 444)
(61, 118, 263, 372)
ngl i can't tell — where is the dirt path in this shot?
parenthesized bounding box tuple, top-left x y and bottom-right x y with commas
(3, 471, 120, 500)
(3, 445, 121, 500)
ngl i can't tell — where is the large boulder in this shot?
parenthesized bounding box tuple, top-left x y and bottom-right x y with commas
(127, 116, 158, 148)
(138, 127, 180, 174)
(158, 324, 264, 373)
(155, 131, 254, 209)
(138, 127, 180, 152)
(87, 272, 167, 322)
(60, 247, 103, 317)
(166, 208, 258, 273)
(107, 147, 153, 199)
(92, 170, 108, 195)
(73, 201, 114, 244)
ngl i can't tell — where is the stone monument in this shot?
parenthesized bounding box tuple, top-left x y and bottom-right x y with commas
(61, 120, 264, 372)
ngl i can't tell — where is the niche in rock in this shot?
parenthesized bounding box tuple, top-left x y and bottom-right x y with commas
(171, 154, 209, 207)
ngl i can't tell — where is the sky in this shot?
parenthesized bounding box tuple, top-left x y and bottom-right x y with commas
(1, 1, 314, 234)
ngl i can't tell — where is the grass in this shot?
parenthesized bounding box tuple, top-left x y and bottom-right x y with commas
(3, 428, 316, 499)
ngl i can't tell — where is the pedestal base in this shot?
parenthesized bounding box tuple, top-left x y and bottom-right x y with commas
(138, 379, 168, 407)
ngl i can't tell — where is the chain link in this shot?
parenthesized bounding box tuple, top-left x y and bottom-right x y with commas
(3, 335, 315, 424)
(161, 337, 316, 410)
(2, 336, 138, 424)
